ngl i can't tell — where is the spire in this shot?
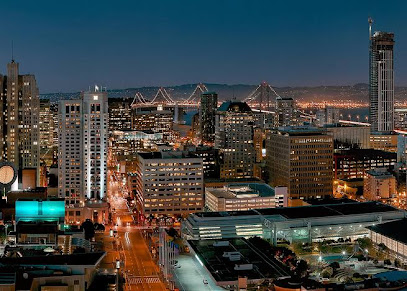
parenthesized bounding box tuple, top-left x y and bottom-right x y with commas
(11, 40, 14, 63)
(368, 17, 374, 40)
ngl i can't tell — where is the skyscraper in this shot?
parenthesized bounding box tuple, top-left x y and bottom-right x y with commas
(215, 101, 255, 179)
(199, 92, 218, 144)
(369, 20, 395, 132)
(0, 60, 40, 187)
(58, 87, 108, 205)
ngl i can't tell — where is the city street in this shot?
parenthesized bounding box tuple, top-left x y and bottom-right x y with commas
(106, 169, 166, 291)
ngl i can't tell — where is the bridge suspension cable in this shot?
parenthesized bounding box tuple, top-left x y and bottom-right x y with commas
(151, 87, 175, 104)
(185, 83, 208, 102)
(131, 92, 148, 106)
(243, 81, 281, 110)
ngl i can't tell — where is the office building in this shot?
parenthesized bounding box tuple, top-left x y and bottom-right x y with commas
(0, 252, 106, 291)
(397, 134, 407, 163)
(275, 97, 297, 127)
(395, 108, 407, 130)
(370, 132, 398, 152)
(188, 145, 220, 179)
(253, 128, 266, 162)
(334, 149, 397, 180)
(191, 113, 200, 139)
(135, 151, 204, 217)
(316, 107, 340, 126)
(369, 28, 395, 132)
(325, 124, 370, 149)
(110, 130, 163, 157)
(132, 106, 174, 140)
(50, 102, 59, 152)
(215, 101, 255, 179)
(368, 219, 407, 263)
(266, 126, 333, 199)
(183, 201, 404, 244)
(39, 99, 55, 164)
(108, 98, 132, 132)
(199, 91, 217, 144)
(58, 87, 108, 205)
(205, 183, 287, 212)
(364, 168, 396, 201)
(0, 60, 40, 188)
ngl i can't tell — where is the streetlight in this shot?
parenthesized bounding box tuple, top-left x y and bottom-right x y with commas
(115, 259, 120, 291)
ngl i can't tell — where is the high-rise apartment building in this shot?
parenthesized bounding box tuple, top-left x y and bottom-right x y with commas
(135, 151, 204, 217)
(58, 87, 108, 205)
(199, 92, 218, 144)
(369, 24, 395, 132)
(266, 126, 333, 199)
(215, 101, 255, 179)
(0, 60, 40, 187)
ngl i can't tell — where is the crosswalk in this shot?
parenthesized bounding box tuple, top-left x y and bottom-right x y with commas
(127, 275, 161, 284)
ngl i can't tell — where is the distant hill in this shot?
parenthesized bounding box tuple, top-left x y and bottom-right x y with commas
(40, 83, 407, 103)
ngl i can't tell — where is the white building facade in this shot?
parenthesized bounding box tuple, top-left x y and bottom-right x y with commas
(58, 87, 108, 205)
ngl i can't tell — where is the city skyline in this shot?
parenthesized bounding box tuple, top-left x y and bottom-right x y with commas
(1, 0, 407, 93)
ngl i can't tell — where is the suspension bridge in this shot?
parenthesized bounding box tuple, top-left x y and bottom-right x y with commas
(130, 81, 280, 111)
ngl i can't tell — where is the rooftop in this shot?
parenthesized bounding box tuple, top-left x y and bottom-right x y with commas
(138, 151, 198, 160)
(16, 221, 58, 234)
(0, 252, 106, 267)
(188, 238, 289, 283)
(334, 149, 397, 158)
(367, 219, 407, 245)
(366, 168, 394, 177)
(275, 126, 326, 136)
(194, 201, 398, 219)
(217, 101, 252, 113)
(324, 123, 369, 128)
(207, 183, 276, 199)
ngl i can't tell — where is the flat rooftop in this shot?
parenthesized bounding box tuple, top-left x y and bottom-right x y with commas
(0, 252, 106, 267)
(207, 183, 276, 199)
(275, 126, 326, 136)
(138, 151, 198, 160)
(334, 149, 397, 158)
(188, 238, 289, 283)
(194, 201, 398, 219)
(367, 219, 407, 245)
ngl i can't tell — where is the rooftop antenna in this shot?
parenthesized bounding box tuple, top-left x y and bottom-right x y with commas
(11, 40, 14, 62)
(368, 17, 374, 40)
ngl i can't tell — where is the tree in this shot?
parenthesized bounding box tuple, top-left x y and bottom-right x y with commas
(295, 260, 308, 277)
(329, 262, 340, 270)
(166, 227, 178, 238)
(321, 267, 333, 278)
(81, 219, 95, 240)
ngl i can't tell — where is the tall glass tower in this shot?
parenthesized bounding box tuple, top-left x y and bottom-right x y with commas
(369, 21, 395, 132)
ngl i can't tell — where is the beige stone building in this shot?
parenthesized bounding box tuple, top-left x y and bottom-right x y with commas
(135, 151, 204, 217)
(363, 168, 396, 201)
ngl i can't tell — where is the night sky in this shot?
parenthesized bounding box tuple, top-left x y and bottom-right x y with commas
(1, 0, 406, 93)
